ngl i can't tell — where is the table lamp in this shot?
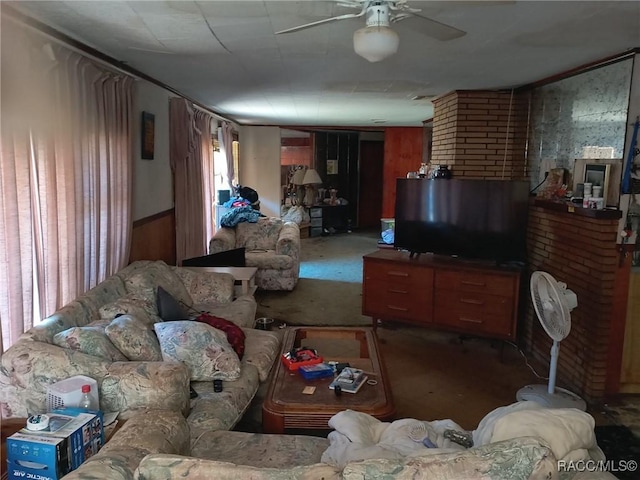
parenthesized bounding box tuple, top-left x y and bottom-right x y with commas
(291, 167, 306, 205)
(302, 168, 322, 206)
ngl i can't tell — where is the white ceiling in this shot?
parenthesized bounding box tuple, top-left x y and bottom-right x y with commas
(5, 1, 640, 127)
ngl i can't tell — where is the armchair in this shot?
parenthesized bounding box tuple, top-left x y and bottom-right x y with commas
(209, 217, 300, 291)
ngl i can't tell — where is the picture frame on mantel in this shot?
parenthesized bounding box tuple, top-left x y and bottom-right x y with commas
(573, 158, 622, 207)
(141, 111, 155, 160)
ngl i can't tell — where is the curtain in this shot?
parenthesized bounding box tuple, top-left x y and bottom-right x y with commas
(221, 120, 235, 191)
(169, 98, 214, 264)
(0, 20, 133, 351)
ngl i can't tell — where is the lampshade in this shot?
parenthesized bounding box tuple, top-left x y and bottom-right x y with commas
(302, 168, 322, 185)
(353, 26, 399, 63)
(291, 168, 306, 185)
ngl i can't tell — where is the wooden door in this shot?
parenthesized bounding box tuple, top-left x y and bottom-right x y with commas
(358, 140, 384, 229)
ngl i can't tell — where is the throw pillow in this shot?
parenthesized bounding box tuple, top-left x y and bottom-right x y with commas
(53, 326, 128, 362)
(154, 321, 241, 381)
(156, 286, 190, 321)
(105, 314, 163, 361)
(195, 313, 245, 360)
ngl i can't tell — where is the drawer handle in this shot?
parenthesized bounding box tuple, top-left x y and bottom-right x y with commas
(461, 280, 486, 287)
(460, 317, 483, 324)
(387, 305, 409, 312)
(460, 298, 484, 305)
(387, 271, 410, 277)
(388, 289, 409, 294)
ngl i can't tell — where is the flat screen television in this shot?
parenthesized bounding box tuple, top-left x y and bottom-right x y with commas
(394, 178, 529, 264)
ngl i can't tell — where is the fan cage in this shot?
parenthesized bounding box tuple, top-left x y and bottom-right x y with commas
(530, 271, 571, 341)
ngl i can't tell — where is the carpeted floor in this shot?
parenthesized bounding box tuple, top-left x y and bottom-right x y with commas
(594, 425, 640, 479)
(255, 230, 379, 327)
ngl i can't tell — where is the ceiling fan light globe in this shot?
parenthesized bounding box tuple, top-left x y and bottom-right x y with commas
(353, 26, 399, 63)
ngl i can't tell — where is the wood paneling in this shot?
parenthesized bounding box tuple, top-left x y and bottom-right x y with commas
(358, 140, 384, 229)
(382, 128, 424, 218)
(129, 209, 176, 265)
(620, 270, 640, 392)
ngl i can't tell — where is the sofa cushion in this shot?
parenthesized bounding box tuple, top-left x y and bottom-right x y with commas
(235, 217, 283, 251)
(190, 430, 329, 469)
(105, 314, 163, 361)
(188, 364, 260, 438)
(192, 295, 258, 329)
(99, 294, 160, 326)
(101, 362, 191, 417)
(53, 326, 128, 362)
(245, 251, 293, 270)
(156, 286, 190, 321)
(341, 437, 557, 480)
(241, 328, 281, 382)
(173, 268, 235, 305)
(154, 321, 241, 381)
(136, 454, 342, 480)
(124, 261, 193, 307)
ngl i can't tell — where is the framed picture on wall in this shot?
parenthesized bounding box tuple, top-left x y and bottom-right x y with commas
(141, 111, 155, 160)
(327, 159, 338, 175)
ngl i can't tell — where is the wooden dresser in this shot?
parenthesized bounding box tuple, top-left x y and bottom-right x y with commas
(362, 250, 522, 341)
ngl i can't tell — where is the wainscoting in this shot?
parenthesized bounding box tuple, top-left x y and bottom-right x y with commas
(129, 208, 176, 265)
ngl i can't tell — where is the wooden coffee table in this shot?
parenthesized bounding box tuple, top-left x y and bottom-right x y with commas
(262, 327, 395, 433)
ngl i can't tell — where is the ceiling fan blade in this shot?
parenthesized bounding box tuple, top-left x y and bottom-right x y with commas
(276, 11, 363, 35)
(393, 12, 466, 41)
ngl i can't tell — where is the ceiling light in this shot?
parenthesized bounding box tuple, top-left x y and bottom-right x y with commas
(353, 3, 399, 63)
(353, 26, 399, 62)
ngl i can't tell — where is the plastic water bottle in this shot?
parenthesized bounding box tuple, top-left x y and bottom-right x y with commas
(79, 384, 98, 411)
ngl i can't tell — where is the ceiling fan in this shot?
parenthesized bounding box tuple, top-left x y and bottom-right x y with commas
(275, 0, 467, 63)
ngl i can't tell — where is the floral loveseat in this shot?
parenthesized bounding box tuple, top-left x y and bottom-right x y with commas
(209, 217, 300, 291)
(0, 260, 281, 445)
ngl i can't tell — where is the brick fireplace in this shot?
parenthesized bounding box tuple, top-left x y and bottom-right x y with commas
(430, 90, 628, 400)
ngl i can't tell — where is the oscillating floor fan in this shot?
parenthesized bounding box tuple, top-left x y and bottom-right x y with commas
(516, 271, 587, 410)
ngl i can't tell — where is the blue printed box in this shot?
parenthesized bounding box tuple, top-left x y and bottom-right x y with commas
(6, 409, 104, 480)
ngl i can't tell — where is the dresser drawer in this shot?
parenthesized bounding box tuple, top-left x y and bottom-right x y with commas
(434, 291, 514, 337)
(309, 207, 322, 218)
(435, 270, 516, 296)
(364, 290, 432, 323)
(364, 262, 433, 288)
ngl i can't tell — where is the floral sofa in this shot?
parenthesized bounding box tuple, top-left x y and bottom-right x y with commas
(60, 404, 617, 480)
(209, 217, 300, 291)
(0, 260, 281, 446)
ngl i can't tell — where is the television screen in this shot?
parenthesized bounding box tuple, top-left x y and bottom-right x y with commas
(394, 178, 529, 264)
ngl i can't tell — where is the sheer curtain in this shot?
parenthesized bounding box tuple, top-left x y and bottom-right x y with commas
(220, 121, 235, 191)
(0, 21, 133, 351)
(169, 98, 214, 264)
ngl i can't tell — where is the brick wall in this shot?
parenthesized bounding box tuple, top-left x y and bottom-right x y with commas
(431, 90, 529, 180)
(525, 203, 621, 400)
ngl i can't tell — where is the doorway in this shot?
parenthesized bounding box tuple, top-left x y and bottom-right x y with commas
(358, 140, 384, 229)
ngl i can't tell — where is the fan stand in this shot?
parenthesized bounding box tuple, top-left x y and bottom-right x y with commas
(516, 340, 587, 411)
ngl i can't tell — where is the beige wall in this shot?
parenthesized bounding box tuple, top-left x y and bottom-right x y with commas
(132, 81, 174, 221)
(238, 126, 282, 218)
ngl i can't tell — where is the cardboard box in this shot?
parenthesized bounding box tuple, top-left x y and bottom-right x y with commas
(7, 409, 104, 480)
